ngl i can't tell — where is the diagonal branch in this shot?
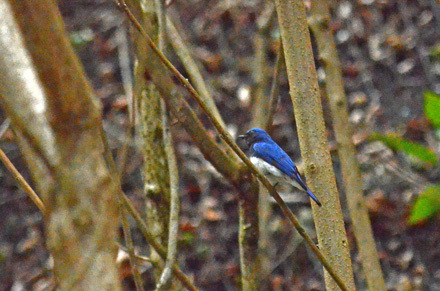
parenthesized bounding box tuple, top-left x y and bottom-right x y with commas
(0, 146, 46, 214)
(120, 193, 198, 291)
(166, 17, 226, 129)
(114, 1, 349, 289)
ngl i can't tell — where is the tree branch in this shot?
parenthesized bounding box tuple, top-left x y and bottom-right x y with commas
(274, 0, 356, 289)
(309, 0, 386, 289)
(1, 1, 121, 289)
(115, 1, 351, 288)
(0, 146, 46, 214)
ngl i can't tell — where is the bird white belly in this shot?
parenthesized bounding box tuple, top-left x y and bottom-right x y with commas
(251, 157, 284, 178)
(250, 156, 305, 192)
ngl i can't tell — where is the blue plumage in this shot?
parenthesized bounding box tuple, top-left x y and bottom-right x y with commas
(239, 128, 322, 207)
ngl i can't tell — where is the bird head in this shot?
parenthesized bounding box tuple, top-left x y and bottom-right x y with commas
(238, 128, 272, 147)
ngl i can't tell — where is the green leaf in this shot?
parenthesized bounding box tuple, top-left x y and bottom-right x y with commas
(429, 43, 440, 58)
(408, 185, 440, 225)
(424, 91, 440, 128)
(371, 133, 437, 166)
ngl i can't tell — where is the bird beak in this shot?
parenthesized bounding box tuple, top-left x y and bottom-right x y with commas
(238, 134, 247, 139)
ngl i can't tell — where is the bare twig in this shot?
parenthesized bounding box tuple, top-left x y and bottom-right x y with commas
(115, 25, 135, 177)
(166, 18, 225, 128)
(0, 117, 10, 137)
(121, 206, 146, 291)
(121, 194, 198, 291)
(0, 146, 46, 214)
(249, 3, 277, 281)
(156, 111, 180, 290)
(116, 26, 134, 125)
(264, 45, 284, 132)
(250, 4, 273, 129)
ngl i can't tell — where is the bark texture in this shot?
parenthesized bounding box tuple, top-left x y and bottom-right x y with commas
(274, 0, 356, 289)
(309, 0, 386, 289)
(0, 1, 121, 289)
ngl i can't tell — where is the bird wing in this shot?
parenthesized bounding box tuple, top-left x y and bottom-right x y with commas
(252, 142, 309, 192)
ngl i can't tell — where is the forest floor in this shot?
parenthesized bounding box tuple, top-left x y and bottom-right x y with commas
(1, 0, 440, 290)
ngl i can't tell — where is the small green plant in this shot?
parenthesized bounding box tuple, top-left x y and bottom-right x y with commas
(408, 185, 440, 224)
(372, 91, 440, 225)
(371, 133, 437, 167)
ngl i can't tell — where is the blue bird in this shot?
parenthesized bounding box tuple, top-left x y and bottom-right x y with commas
(239, 128, 322, 207)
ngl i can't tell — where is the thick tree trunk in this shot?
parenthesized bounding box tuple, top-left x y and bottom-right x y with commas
(0, 1, 121, 290)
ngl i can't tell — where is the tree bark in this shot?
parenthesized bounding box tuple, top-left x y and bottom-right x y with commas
(125, 0, 183, 289)
(274, 0, 356, 289)
(0, 1, 121, 289)
(309, 0, 386, 289)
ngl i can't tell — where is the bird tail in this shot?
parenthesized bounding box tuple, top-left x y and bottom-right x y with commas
(306, 189, 322, 207)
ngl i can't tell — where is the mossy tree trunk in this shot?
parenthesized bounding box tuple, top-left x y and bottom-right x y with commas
(125, 0, 182, 289)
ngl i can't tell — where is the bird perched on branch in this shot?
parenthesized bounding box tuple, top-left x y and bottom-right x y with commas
(238, 128, 322, 207)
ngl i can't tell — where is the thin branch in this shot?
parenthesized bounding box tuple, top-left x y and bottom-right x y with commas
(250, 2, 275, 129)
(166, 17, 226, 129)
(121, 193, 198, 291)
(121, 206, 146, 291)
(240, 4, 276, 288)
(155, 0, 166, 52)
(116, 26, 134, 125)
(156, 111, 180, 290)
(264, 45, 284, 132)
(249, 3, 277, 281)
(156, 4, 181, 283)
(0, 118, 10, 137)
(0, 146, 46, 214)
(115, 24, 135, 177)
(309, 1, 386, 289)
(102, 131, 198, 291)
(114, 1, 349, 289)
